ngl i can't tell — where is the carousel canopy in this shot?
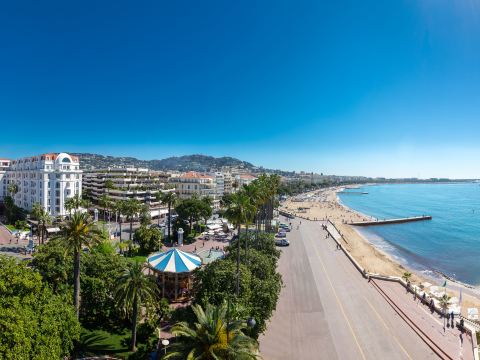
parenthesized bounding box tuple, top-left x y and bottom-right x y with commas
(147, 248, 202, 273)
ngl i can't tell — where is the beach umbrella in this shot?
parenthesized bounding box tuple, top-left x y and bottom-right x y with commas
(420, 282, 432, 289)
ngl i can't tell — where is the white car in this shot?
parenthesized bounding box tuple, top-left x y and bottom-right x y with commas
(275, 239, 290, 247)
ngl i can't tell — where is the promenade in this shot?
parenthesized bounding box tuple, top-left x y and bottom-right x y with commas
(260, 217, 472, 359)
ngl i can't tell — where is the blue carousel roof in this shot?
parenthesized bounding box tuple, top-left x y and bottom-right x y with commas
(147, 248, 202, 273)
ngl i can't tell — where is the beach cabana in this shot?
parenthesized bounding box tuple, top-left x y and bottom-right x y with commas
(467, 308, 478, 320)
(147, 249, 202, 301)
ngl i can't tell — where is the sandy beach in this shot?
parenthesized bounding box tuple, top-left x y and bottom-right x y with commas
(280, 186, 480, 315)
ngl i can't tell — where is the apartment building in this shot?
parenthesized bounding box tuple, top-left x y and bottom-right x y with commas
(235, 174, 257, 187)
(0, 158, 12, 201)
(171, 171, 216, 200)
(82, 167, 172, 218)
(3, 153, 82, 217)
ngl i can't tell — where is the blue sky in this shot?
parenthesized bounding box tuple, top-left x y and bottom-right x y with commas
(1, 0, 480, 178)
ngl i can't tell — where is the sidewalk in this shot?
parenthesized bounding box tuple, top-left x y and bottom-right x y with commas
(373, 279, 474, 360)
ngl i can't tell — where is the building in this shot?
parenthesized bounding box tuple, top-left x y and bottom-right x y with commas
(82, 167, 172, 218)
(223, 172, 234, 194)
(214, 172, 225, 198)
(3, 153, 82, 217)
(0, 158, 12, 201)
(171, 171, 216, 200)
(235, 174, 257, 188)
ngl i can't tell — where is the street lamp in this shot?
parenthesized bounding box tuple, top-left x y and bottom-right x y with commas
(161, 339, 169, 355)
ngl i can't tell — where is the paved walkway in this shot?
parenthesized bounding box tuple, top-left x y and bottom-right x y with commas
(0, 225, 32, 260)
(260, 217, 472, 359)
(375, 279, 473, 360)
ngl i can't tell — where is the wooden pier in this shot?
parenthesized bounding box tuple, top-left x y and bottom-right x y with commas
(349, 215, 432, 226)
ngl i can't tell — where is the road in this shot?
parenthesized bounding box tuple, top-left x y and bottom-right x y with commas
(259, 217, 469, 359)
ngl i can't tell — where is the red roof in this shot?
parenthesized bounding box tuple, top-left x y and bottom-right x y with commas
(181, 171, 213, 179)
(239, 174, 256, 180)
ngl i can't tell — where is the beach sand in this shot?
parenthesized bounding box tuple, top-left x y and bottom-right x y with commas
(280, 186, 480, 315)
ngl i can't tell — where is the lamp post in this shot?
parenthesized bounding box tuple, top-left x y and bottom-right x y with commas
(156, 327, 170, 359)
(162, 339, 169, 355)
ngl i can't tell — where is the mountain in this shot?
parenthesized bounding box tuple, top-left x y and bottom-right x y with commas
(72, 153, 257, 172)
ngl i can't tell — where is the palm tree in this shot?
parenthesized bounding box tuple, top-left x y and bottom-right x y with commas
(7, 183, 18, 197)
(53, 212, 102, 318)
(37, 208, 52, 244)
(115, 200, 126, 241)
(65, 194, 85, 217)
(158, 191, 177, 242)
(98, 193, 111, 221)
(123, 198, 142, 241)
(31, 202, 44, 240)
(115, 261, 158, 352)
(242, 184, 260, 258)
(439, 294, 451, 332)
(165, 302, 259, 360)
(224, 191, 256, 296)
(402, 271, 412, 284)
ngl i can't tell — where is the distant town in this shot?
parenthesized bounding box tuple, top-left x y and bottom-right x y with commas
(0, 152, 475, 221)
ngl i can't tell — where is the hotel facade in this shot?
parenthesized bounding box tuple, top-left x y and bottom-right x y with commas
(1, 153, 82, 217)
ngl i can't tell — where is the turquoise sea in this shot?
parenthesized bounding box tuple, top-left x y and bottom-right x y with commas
(338, 183, 480, 286)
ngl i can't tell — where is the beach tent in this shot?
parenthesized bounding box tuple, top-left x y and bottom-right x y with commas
(467, 308, 478, 320)
(147, 249, 202, 301)
(420, 282, 432, 289)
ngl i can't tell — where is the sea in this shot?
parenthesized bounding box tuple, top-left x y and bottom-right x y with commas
(337, 182, 480, 287)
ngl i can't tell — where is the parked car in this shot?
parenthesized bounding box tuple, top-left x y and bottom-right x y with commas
(275, 239, 290, 247)
(275, 232, 287, 238)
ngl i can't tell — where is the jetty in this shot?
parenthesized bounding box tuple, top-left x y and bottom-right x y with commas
(341, 191, 369, 195)
(349, 215, 432, 226)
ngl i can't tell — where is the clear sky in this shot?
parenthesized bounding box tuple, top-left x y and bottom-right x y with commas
(1, 0, 480, 178)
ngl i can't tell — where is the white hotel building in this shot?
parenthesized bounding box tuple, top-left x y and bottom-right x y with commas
(2, 153, 82, 217)
(0, 158, 12, 201)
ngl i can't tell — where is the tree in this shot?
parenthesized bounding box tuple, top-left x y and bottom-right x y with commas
(123, 198, 142, 241)
(139, 204, 152, 227)
(134, 225, 163, 253)
(3, 195, 25, 224)
(115, 261, 158, 352)
(164, 302, 260, 360)
(31, 238, 72, 293)
(98, 193, 112, 221)
(80, 247, 129, 327)
(193, 232, 282, 338)
(224, 191, 256, 296)
(175, 197, 202, 235)
(7, 183, 18, 197)
(0, 255, 80, 358)
(158, 191, 177, 242)
(114, 200, 126, 241)
(65, 194, 87, 217)
(32, 204, 52, 245)
(53, 212, 102, 318)
(402, 271, 412, 284)
(199, 196, 213, 226)
(439, 294, 451, 332)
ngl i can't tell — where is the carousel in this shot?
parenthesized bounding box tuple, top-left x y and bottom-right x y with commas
(147, 248, 202, 302)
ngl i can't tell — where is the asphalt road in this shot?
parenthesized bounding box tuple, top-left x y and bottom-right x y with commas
(259, 217, 440, 360)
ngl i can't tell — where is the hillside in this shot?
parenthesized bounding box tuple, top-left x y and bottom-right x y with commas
(72, 153, 256, 172)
